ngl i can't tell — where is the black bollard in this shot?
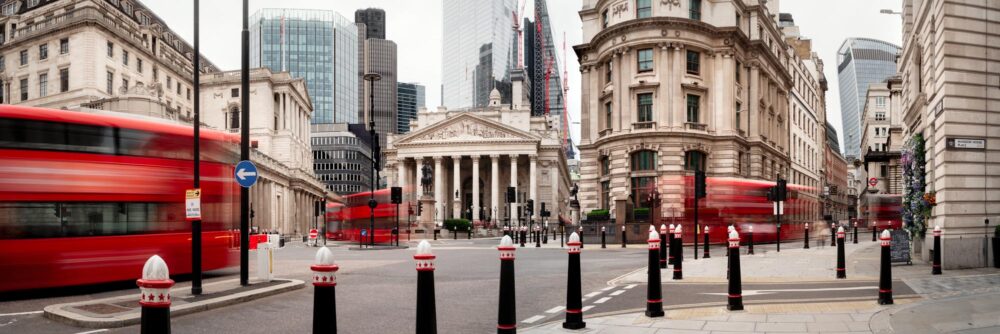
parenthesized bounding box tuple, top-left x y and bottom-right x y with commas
(536, 226, 541, 248)
(579, 226, 585, 249)
(543, 227, 548, 244)
(830, 223, 837, 247)
(138, 255, 173, 334)
(504, 226, 509, 238)
(853, 222, 858, 244)
(658, 225, 667, 268)
(747, 226, 755, 255)
(312, 247, 339, 334)
(878, 230, 893, 305)
(836, 227, 847, 279)
(520, 226, 526, 248)
(621, 225, 627, 248)
(703, 226, 711, 259)
(645, 231, 664, 317)
(562, 233, 586, 329)
(667, 224, 675, 265)
(673, 225, 683, 280)
(932, 226, 942, 275)
(601, 226, 607, 249)
(804, 223, 810, 249)
(414, 240, 438, 333)
(872, 223, 878, 242)
(727, 229, 744, 311)
(497, 236, 517, 334)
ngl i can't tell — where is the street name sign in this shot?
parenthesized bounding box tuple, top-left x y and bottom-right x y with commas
(946, 137, 986, 150)
(186, 188, 201, 221)
(235, 160, 259, 188)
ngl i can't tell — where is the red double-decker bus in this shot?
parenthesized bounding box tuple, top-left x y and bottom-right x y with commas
(0, 106, 239, 292)
(326, 188, 410, 244)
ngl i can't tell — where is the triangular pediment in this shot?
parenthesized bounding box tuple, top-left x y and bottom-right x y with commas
(394, 113, 539, 146)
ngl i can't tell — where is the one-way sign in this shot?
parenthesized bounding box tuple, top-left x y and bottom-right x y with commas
(234, 160, 258, 188)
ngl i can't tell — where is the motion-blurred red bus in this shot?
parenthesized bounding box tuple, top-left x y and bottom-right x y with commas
(327, 188, 407, 244)
(0, 106, 239, 292)
(861, 194, 903, 230)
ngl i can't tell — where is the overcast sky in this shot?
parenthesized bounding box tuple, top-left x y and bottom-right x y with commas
(145, 0, 902, 152)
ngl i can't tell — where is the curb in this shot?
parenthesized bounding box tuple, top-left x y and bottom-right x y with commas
(869, 290, 1000, 334)
(43, 278, 305, 329)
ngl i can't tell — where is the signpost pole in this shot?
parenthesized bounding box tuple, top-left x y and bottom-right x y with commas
(239, 0, 250, 286)
(191, 0, 202, 295)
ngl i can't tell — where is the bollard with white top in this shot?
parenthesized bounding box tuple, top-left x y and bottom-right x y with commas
(836, 226, 847, 279)
(497, 236, 517, 333)
(932, 226, 942, 275)
(878, 230, 893, 305)
(137, 255, 173, 334)
(621, 225, 627, 248)
(601, 226, 607, 249)
(831, 222, 837, 247)
(645, 230, 664, 317)
(727, 229, 743, 311)
(672, 225, 683, 280)
(804, 222, 810, 249)
(312, 247, 339, 333)
(667, 224, 675, 265)
(853, 221, 859, 244)
(703, 226, 711, 258)
(562, 233, 586, 329)
(578, 226, 585, 248)
(414, 240, 437, 333)
(747, 225, 754, 255)
(659, 224, 668, 268)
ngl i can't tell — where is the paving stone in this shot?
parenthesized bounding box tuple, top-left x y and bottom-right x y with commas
(806, 321, 849, 332)
(703, 320, 755, 332)
(844, 321, 871, 332)
(767, 314, 816, 322)
(811, 314, 855, 323)
(648, 319, 705, 330)
(727, 313, 767, 322)
(755, 322, 808, 332)
(849, 313, 873, 322)
(654, 329, 709, 334)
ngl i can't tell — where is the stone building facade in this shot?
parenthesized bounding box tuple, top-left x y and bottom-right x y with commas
(384, 74, 571, 231)
(574, 0, 795, 218)
(898, 0, 1000, 268)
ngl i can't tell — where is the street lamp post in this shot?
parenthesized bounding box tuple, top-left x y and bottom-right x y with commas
(191, 0, 202, 295)
(364, 73, 381, 248)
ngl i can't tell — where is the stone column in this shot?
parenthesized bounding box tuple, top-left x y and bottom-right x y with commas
(473, 156, 481, 223)
(672, 44, 685, 128)
(452, 156, 461, 219)
(659, 43, 671, 127)
(529, 155, 537, 221)
(749, 65, 761, 138)
(398, 158, 407, 202)
(491, 155, 500, 226)
(510, 155, 519, 223)
(434, 156, 443, 225)
(551, 162, 559, 220)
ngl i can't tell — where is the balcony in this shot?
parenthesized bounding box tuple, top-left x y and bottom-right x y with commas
(599, 128, 613, 138)
(685, 122, 707, 131)
(632, 121, 656, 130)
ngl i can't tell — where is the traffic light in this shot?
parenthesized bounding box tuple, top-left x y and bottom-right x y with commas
(507, 186, 516, 203)
(540, 202, 548, 217)
(390, 186, 402, 204)
(776, 178, 787, 201)
(526, 199, 534, 216)
(766, 187, 776, 202)
(694, 170, 707, 199)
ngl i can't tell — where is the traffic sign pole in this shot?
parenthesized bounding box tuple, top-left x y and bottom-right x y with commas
(192, 0, 202, 295)
(240, 0, 251, 287)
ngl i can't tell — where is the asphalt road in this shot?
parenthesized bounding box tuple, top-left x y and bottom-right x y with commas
(0, 238, 917, 334)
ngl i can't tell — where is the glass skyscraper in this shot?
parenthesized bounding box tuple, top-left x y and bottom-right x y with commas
(441, 0, 515, 109)
(250, 9, 358, 124)
(836, 38, 899, 159)
(397, 82, 426, 134)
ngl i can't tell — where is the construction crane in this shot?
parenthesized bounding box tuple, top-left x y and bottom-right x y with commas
(512, 0, 528, 68)
(561, 31, 571, 154)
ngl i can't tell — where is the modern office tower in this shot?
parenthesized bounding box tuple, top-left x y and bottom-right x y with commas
(836, 38, 899, 160)
(441, 0, 515, 109)
(397, 82, 426, 134)
(355, 8, 385, 40)
(362, 38, 397, 153)
(312, 123, 373, 195)
(250, 8, 358, 124)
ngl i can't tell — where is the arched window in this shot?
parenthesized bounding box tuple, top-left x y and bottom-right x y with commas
(229, 106, 240, 130)
(630, 150, 657, 209)
(684, 151, 706, 172)
(630, 150, 656, 171)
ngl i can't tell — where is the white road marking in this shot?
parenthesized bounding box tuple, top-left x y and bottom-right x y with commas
(610, 290, 626, 296)
(0, 311, 42, 317)
(700, 286, 877, 297)
(522, 315, 545, 324)
(74, 330, 109, 334)
(582, 305, 595, 312)
(594, 297, 611, 304)
(545, 306, 565, 313)
(624, 284, 637, 290)
(584, 291, 601, 298)
(601, 286, 614, 291)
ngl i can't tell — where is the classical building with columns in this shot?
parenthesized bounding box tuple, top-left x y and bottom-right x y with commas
(384, 72, 572, 229)
(574, 0, 795, 218)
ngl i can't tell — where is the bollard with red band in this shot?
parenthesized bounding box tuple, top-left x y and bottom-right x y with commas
(312, 247, 339, 333)
(672, 225, 683, 280)
(836, 226, 847, 279)
(536, 225, 542, 248)
(520, 226, 527, 248)
(872, 223, 878, 242)
(621, 225, 627, 248)
(831, 222, 837, 247)
(138, 255, 174, 334)
(645, 231, 664, 317)
(578, 226, 585, 249)
(727, 229, 744, 311)
(667, 224, 675, 265)
(932, 226, 942, 275)
(703, 226, 711, 258)
(414, 240, 438, 333)
(878, 230, 893, 305)
(497, 236, 517, 334)
(601, 226, 607, 248)
(853, 221, 859, 244)
(659, 224, 668, 268)
(562, 233, 586, 329)
(726, 226, 734, 257)
(804, 222, 810, 249)
(747, 225, 755, 255)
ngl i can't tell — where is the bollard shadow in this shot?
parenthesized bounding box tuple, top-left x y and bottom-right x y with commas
(0, 269, 234, 302)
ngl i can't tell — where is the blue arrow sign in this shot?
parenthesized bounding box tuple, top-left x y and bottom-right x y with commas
(361, 229, 368, 236)
(234, 160, 258, 188)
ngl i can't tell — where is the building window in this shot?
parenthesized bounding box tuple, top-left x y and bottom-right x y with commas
(735, 61, 741, 82)
(735, 101, 742, 130)
(738, 152, 744, 175)
(176, 82, 181, 94)
(59, 68, 69, 92)
(880, 165, 888, 177)
(39, 44, 48, 60)
(686, 94, 700, 123)
(38, 73, 47, 97)
(686, 50, 700, 74)
(637, 93, 653, 122)
(601, 156, 611, 176)
(60, 38, 69, 54)
(602, 9, 609, 28)
(604, 102, 613, 130)
(736, 12, 741, 27)
(137, 58, 143, 73)
(166, 76, 172, 88)
(684, 151, 706, 171)
(637, 49, 653, 72)
(875, 96, 886, 108)
(28, 0, 39, 8)
(107, 42, 114, 58)
(20, 78, 28, 101)
(187, 88, 191, 101)
(123, 50, 129, 65)
(153, 68, 158, 81)
(231, 88, 239, 97)
(689, 0, 702, 20)
(122, 78, 129, 91)
(605, 61, 613, 83)
(0, 56, 4, 71)
(19, 50, 28, 66)
(631, 150, 657, 171)
(631, 176, 655, 208)
(106, 71, 114, 94)
(637, 0, 651, 18)
(601, 181, 610, 210)
(229, 107, 240, 129)
(875, 112, 886, 121)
